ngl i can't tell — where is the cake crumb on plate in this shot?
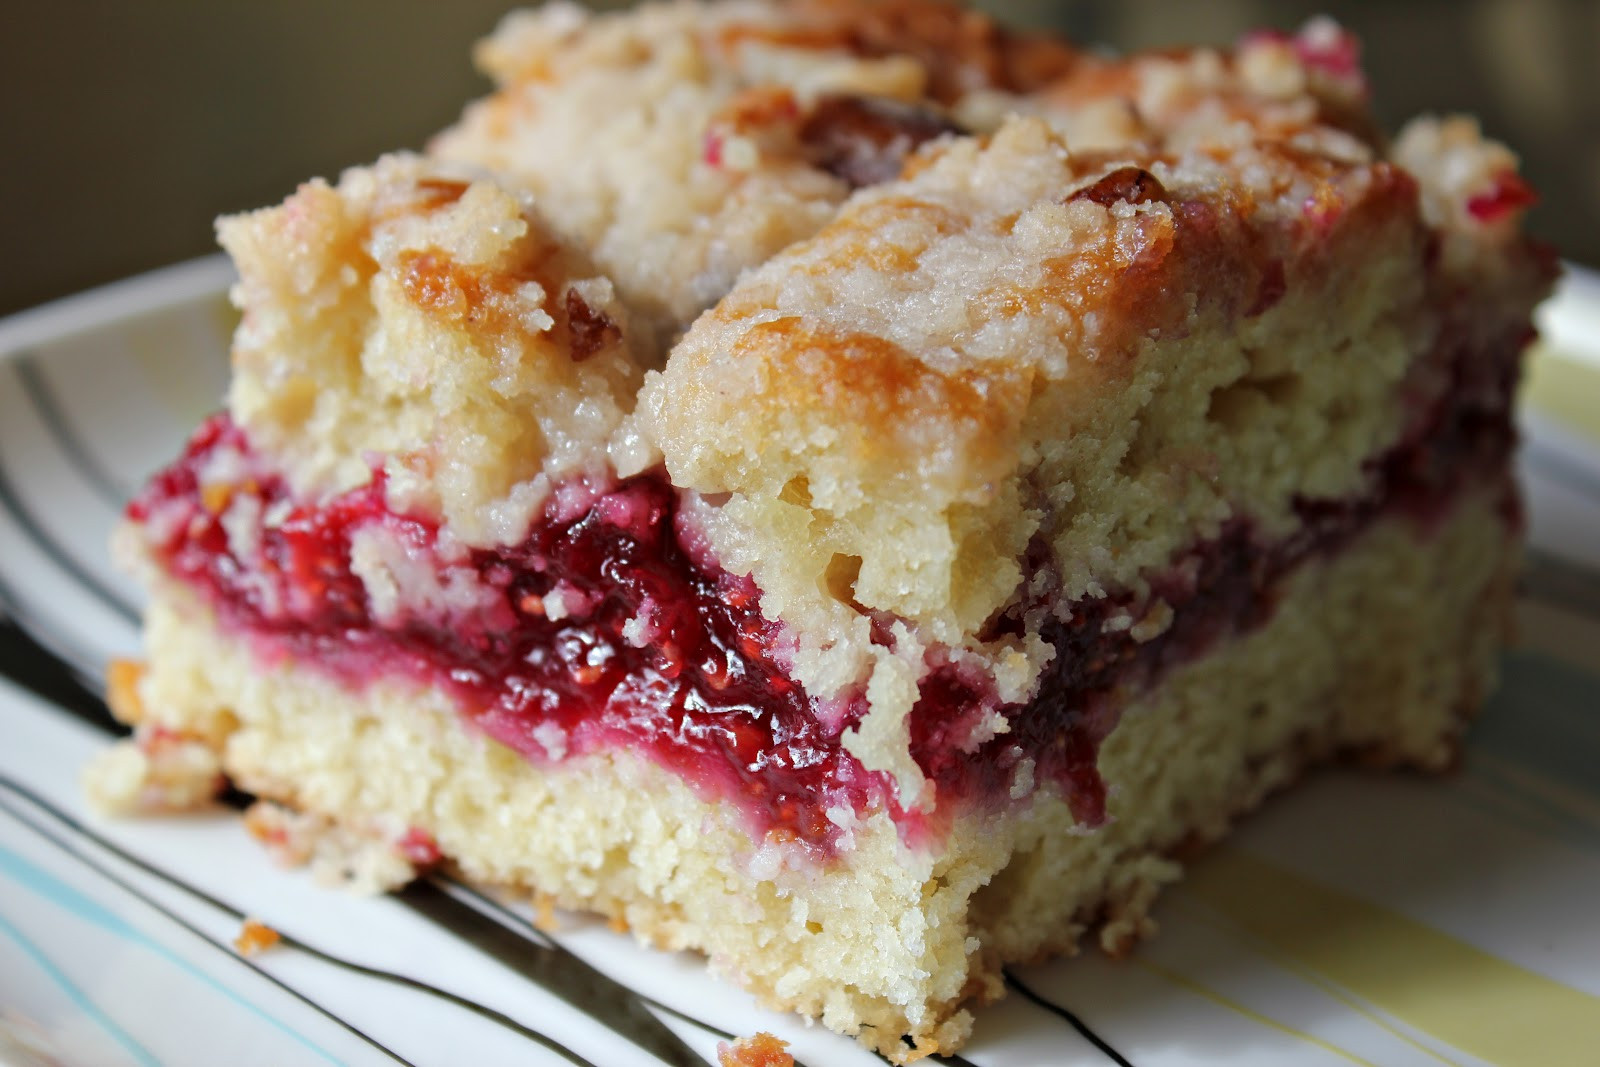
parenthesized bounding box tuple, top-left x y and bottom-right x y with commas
(717, 1032, 792, 1067)
(233, 918, 281, 956)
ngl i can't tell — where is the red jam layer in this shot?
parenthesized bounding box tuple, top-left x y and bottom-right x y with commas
(132, 418, 880, 846)
(133, 322, 1519, 852)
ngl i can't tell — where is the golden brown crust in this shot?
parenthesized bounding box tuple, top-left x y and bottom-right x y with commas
(683, 316, 1029, 491)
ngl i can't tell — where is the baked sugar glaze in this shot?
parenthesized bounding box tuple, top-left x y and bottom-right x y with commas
(131, 339, 1520, 852)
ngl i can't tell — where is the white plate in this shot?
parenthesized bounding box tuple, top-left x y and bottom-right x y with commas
(1, 259, 1598, 1067)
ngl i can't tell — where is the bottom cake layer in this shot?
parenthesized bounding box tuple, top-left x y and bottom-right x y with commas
(94, 481, 1515, 1061)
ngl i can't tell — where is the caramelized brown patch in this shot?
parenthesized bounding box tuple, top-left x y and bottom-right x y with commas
(976, 191, 1191, 357)
(400, 251, 481, 318)
(1067, 166, 1168, 208)
(713, 85, 801, 131)
(564, 288, 621, 362)
(1036, 53, 1142, 103)
(372, 177, 473, 225)
(721, 0, 1078, 104)
(413, 178, 470, 210)
(988, 139, 1412, 352)
(799, 94, 963, 188)
(797, 193, 962, 278)
(730, 318, 1028, 484)
(398, 250, 550, 334)
(832, 0, 1078, 102)
(703, 86, 804, 169)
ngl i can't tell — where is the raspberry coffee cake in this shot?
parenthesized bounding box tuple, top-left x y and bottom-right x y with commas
(89, 2, 1555, 1059)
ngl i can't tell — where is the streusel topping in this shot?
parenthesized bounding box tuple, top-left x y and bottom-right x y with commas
(431, 0, 1068, 351)
(221, 154, 642, 545)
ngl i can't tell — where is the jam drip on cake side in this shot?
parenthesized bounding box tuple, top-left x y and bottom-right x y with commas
(131, 322, 1522, 851)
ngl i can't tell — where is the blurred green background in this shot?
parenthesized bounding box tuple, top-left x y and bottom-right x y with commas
(2, 0, 1595, 315)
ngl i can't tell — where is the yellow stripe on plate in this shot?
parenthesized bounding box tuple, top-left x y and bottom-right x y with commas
(1181, 848, 1600, 1067)
(1133, 955, 1383, 1066)
(1524, 344, 1600, 444)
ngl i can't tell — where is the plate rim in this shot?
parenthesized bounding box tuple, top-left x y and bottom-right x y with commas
(0, 255, 234, 362)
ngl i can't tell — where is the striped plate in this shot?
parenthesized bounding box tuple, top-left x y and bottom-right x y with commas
(1, 258, 1597, 1067)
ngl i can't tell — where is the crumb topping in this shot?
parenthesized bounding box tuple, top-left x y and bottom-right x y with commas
(220, 153, 642, 546)
(433, 0, 1078, 347)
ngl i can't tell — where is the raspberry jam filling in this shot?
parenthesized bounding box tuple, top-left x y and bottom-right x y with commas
(134, 326, 1516, 852)
(133, 417, 881, 846)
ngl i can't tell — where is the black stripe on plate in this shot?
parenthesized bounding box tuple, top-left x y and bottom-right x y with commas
(924, 1052, 983, 1067)
(0, 622, 705, 1066)
(0, 782, 417, 1067)
(394, 881, 702, 1067)
(1004, 971, 1135, 1067)
(13, 355, 134, 508)
(0, 612, 118, 732)
(0, 433, 140, 626)
(0, 774, 604, 1067)
(0, 568, 120, 698)
(433, 879, 753, 1047)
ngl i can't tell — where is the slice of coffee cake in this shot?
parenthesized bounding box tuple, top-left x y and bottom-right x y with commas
(89, 3, 1554, 1059)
